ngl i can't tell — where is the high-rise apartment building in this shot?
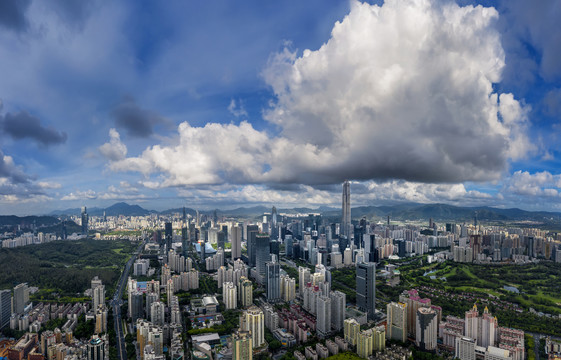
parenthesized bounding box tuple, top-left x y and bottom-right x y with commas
(455, 337, 476, 360)
(13, 283, 29, 315)
(480, 306, 497, 348)
(416, 307, 438, 351)
(330, 291, 346, 331)
(223, 282, 237, 310)
(342, 180, 351, 239)
(465, 304, 479, 342)
(129, 291, 144, 322)
(95, 306, 107, 334)
(356, 262, 376, 320)
(316, 295, 331, 337)
(241, 306, 264, 348)
(150, 301, 165, 326)
(280, 275, 296, 302)
(344, 318, 360, 346)
(92, 282, 105, 311)
(387, 302, 407, 342)
(298, 266, 311, 296)
(233, 330, 253, 360)
(239, 277, 253, 308)
(399, 289, 431, 338)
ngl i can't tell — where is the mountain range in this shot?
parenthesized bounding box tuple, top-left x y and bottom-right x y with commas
(44, 202, 561, 223)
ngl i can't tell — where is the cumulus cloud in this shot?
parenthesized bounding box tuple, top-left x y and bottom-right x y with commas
(0, 148, 52, 203)
(228, 99, 248, 118)
(0, 0, 31, 33)
(61, 183, 146, 201)
(109, 121, 271, 185)
(99, 128, 127, 161)
(106, 0, 531, 188)
(503, 170, 561, 198)
(112, 97, 165, 138)
(0, 149, 31, 184)
(1, 111, 67, 146)
(61, 189, 97, 201)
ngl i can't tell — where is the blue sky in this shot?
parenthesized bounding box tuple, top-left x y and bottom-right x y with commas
(0, 0, 561, 215)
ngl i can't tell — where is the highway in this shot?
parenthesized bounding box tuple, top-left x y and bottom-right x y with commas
(111, 240, 145, 360)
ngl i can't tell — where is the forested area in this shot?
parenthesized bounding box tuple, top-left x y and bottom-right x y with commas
(0, 239, 136, 296)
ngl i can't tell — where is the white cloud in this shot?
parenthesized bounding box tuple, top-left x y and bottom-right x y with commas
(99, 129, 127, 161)
(37, 181, 62, 189)
(503, 170, 561, 198)
(106, 0, 532, 188)
(61, 189, 97, 201)
(227, 99, 248, 118)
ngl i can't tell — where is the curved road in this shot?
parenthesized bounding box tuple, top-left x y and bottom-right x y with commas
(111, 240, 145, 360)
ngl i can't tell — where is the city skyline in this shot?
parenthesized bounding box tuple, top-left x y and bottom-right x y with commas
(1, 0, 561, 215)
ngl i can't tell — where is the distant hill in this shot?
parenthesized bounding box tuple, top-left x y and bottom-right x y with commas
(42, 201, 561, 223)
(49, 203, 150, 217)
(340, 203, 561, 223)
(102, 202, 150, 216)
(0, 215, 60, 228)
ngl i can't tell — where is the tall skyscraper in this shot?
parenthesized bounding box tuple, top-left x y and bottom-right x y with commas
(416, 307, 438, 351)
(271, 206, 278, 240)
(217, 231, 226, 251)
(0, 290, 11, 329)
(387, 302, 407, 342)
(255, 234, 271, 280)
(233, 330, 253, 360)
(165, 222, 173, 251)
(265, 262, 280, 302)
(247, 225, 259, 267)
(342, 180, 351, 238)
(232, 225, 242, 260)
(13, 283, 29, 314)
(356, 262, 376, 320)
(81, 206, 89, 235)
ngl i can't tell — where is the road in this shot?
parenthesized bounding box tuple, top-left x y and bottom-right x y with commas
(111, 240, 145, 360)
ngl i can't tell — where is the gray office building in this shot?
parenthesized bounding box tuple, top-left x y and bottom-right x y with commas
(356, 262, 376, 320)
(255, 234, 271, 279)
(0, 290, 11, 329)
(247, 225, 259, 267)
(266, 262, 280, 302)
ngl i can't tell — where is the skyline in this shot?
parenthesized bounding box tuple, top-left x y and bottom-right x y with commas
(1, 0, 561, 215)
